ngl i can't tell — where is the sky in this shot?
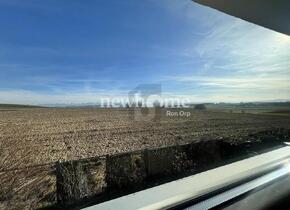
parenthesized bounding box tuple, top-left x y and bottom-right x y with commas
(0, 0, 289, 105)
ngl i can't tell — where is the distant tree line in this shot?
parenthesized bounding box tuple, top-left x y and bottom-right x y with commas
(194, 104, 206, 110)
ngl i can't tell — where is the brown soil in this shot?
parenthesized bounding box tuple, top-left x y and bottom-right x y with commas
(1, 108, 290, 170)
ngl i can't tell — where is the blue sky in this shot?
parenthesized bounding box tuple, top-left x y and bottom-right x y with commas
(0, 0, 289, 104)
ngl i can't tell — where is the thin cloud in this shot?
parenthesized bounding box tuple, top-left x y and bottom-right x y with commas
(166, 75, 290, 89)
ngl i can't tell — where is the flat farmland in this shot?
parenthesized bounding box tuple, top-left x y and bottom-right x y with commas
(1, 107, 290, 170)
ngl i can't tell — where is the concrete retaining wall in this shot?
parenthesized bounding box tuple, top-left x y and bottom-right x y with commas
(56, 157, 106, 205)
(0, 128, 287, 209)
(53, 140, 232, 207)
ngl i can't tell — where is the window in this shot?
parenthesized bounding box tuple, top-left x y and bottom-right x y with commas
(0, 0, 289, 209)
